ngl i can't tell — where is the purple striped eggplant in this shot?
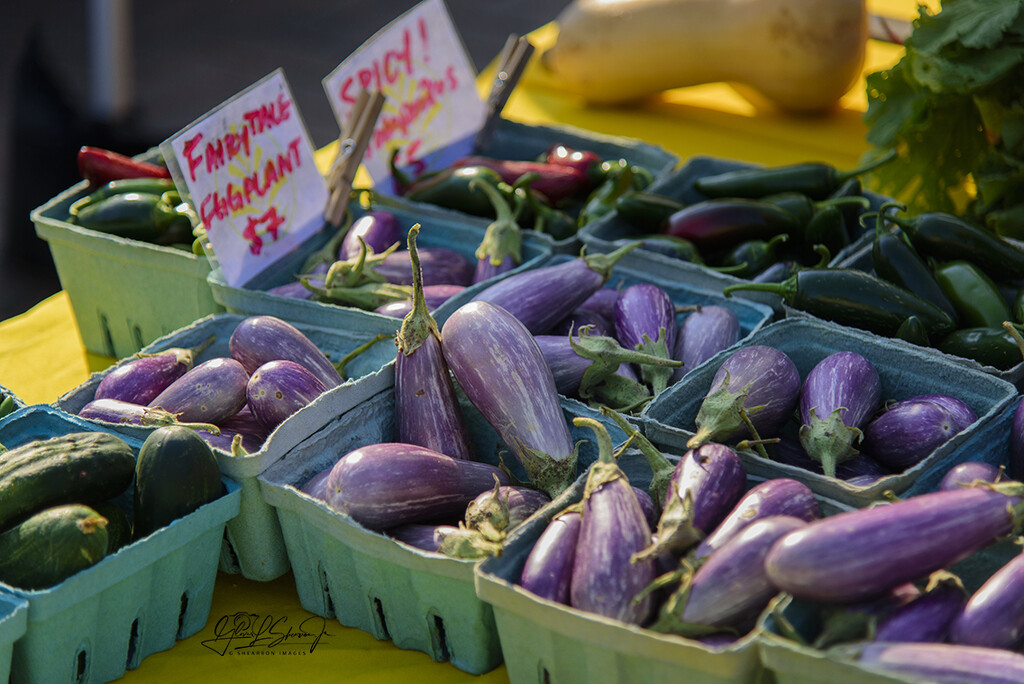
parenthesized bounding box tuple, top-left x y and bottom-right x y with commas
(874, 578, 966, 643)
(949, 552, 1024, 649)
(812, 582, 923, 649)
(1011, 399, 1024, 482)
(94, 335, 215, 405)
(635, 442, 746, 562)
(471, 178, 523, 284)
(376, 246, 475, 287)
(939, 461, 1004, 491)
(373, 284, 466, 318)
(339, 210, 402, 261)
(693, 478, 820, 561)
(651, 515, 809, 637)
(519, 510, 582, 605)
(246, 360, 328, 430)
(229, 315, 343, 389)
(79, 397, 219, 432)
(465, 485, 551, 534)
(549, 309, 611, 337)
(395, 225, 473, 460)
(577, 287, 620, 324)
(266, 280, 316, 300)
(300, 468, 332, 500)
(441, 300, 575, 497)
(861, 396, 967, 472)
(570, 417, 657, 625)
(798, 351, 881, 479)
(198, 419, 266, 455)
(323, 442, 510, 530)
(688, 345, 801, 450)
(670, 305, 740, 384)
(614, 283, 677, 394)
(387, 523, 458, 552)
(470, 242, 640, 334)
(147, 357, 249, 424)
(914, 394, 977, 432)
(848, 642, 1024, 683)
(768, 435, 891, 485)
(633, 486, 657, 529)
(764, 486, 1024, 603)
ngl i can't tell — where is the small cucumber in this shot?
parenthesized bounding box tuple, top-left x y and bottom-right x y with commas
(92, 500, 132, 554)
(0, 504, 109, 590)
(0, 431, 136, 531)
(133, 426, 223, 539)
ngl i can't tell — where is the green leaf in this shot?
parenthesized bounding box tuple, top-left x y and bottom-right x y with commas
(909, 42, 1024, 93)
(910, 0, 1022, 53)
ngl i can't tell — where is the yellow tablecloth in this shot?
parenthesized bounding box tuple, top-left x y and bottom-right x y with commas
(0, 4, 923, 681)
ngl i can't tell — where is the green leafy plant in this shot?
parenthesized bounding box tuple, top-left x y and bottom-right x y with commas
(861, 0, 1024, 236)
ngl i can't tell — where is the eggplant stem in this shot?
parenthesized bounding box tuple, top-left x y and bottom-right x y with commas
(738, 408, 770, 460)
(334, 332, 390, 378)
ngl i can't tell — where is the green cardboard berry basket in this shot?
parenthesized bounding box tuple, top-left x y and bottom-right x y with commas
(641, 317, 1019, 508)
(31, 150, 224, 359)
(383, 118, 680, 255)
(55, 312, 398, 583)
(0, 593, 28, 683)
(257, 372, 632, 675)
(0, 404, 241, 684)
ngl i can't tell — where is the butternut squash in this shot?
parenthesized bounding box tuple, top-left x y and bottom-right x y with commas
(541, 0, 868, 113)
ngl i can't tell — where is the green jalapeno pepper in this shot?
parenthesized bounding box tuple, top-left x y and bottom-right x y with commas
(69, 177, 177, 217)
(693, 150, 896, 201)
(933, 260, 1011, 329)
(70, 191, 194, 244)
(799, 204, 852, 265)
(723, 268, 957, 340)
(614, 192, 685, 231)
(894, 316, 930, 346)
(884, 208, 1024, 281)
(868, 207, 958, 320)
(512, 173, 577, 240)
(762, 192, 869, 228)
(937, 322, 1024, 370)
(722, 233, 790, 279)
(578, 161, 634, 227)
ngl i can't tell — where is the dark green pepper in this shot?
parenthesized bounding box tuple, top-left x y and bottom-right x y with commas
(762, 192, 870, 228)
(937, 323, 1024, 370)
(403, 165, 506, 218)
(723, 268, 957, 340)
(884, 208, 1024, 281)
(799, 204, 851, 265)
(70, 191, 194, 244)
(869, 206, 958, 321)
(512, 173, 577, 240)
(828, 176, 870, 240)
(578, 161, 634, 228)
(722, 233, 790, 279)
(984, 204, 1024, 241)
(894, 316, 930, 346)
(693, 150, 896, 201)
(933, 260, 1011, 329)
(69, 177, 177, 217)
(614, 192, 685, 231)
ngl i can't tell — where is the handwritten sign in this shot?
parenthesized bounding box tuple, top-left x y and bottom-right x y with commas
(322, 0, 484, 193)
(161, 70, 327, 287)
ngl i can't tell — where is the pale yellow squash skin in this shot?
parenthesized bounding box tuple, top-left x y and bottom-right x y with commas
(541, 0, 868, 113)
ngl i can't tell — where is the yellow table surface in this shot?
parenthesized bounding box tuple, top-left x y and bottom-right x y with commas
(0, 3, 925, 681)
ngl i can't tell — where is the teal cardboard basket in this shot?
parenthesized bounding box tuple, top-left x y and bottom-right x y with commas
(55, 312, 397, 583)
(0, 593, 28, 683)
(257, 372, 631, 675)
(641, 317, 1020, 508)
(206, 200, 553, 332)
(31, 150, 224, 359)
(0, 405, 241, 684)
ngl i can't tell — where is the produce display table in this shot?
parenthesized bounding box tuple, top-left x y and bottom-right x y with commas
(0, 2, 926, 680)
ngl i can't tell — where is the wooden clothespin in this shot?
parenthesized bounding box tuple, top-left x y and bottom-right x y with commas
(473, 34, 534, 152)
(325, 89, 386, 227)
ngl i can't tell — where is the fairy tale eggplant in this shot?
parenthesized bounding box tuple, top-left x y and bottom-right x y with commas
(764, 485, 1024, 604)
(373, 284, 466, 318)
(693, 478, 820, 562)
(324, 442, 510, 530)
(519, 510, 582, 605)
(662, 199, 798, 252)
(395, 224, 473, 460)
(246, 360, 328, 430)
(1010, 399, 1024, 482)
(939, 461, 1004, 491)
(470, 242, 640, 334)
(376, 246, 475, 287)
(688, 345, 801, 450)
(338, 210, 402, 261)
(949, 552, 1024, 650)
(799, 351, 881, 479)
(387, 523, 458, 552)
(465, 485, 551, 535)
(634, 442, 746, 562)
(671, 305, 740, 384)
(570, 417, 657, 625)
(613, 283, 677, 394)
(147, 357, 249, 425)
(861, 396, 969, 472)
(229, 315, 343, 389)
(442, 300, 576, 497)
(94, 335, 215, 405)
(848, 641, 1024, 683)
(470, 178, 523, 284)
(874, 578, 966, 643)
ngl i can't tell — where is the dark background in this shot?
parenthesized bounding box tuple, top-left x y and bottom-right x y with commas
(0, 1, 572, 320)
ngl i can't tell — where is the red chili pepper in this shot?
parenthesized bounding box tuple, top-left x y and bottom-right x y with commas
(545, 143, 604, 182)
(77, 146, 171, 188)
(450, 155, 591, 203)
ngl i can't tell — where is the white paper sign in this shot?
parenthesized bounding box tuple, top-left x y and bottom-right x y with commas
(161, 70, 328, 287)
(322, 0, 485, 194)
